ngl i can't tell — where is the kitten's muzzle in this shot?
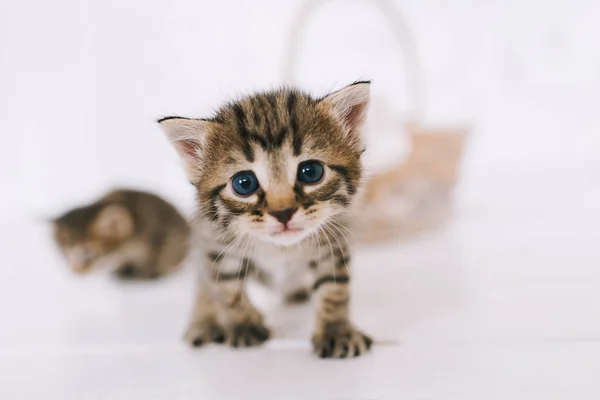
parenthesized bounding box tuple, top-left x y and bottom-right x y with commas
(268, 208, 297, 226)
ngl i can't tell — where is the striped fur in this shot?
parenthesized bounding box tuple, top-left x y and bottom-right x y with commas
(53, 189, 190, 280)
(161, 82, 373, 358)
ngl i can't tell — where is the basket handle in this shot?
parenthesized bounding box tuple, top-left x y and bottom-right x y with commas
(281, 0, 425, 124)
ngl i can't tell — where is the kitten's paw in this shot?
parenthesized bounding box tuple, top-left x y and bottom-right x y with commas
(312, 323, 373, 359)
(225, 322, 271, 348)
(113, 263, 159, 281)
(184, 321, 226, 347)
(284, 288, 311, 304)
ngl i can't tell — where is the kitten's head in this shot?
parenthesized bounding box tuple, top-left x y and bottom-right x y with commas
(53, 203, 134, 272)
(159, 81, 370, 246)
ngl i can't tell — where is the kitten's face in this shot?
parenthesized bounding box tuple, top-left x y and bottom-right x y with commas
(53, 204, 133, 272)
(204, 132, 359, 247)
(160, 82, 370, 247)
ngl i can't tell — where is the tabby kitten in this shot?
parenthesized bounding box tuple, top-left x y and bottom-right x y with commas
(53, 189, 190, 280)
(159, 81, 372, 358)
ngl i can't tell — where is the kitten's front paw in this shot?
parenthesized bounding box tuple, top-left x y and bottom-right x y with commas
(312, 323, 373, 359)
(225, 322, 271, 348)
(184, 320, 226, 347)
(114, 263, 159, 281)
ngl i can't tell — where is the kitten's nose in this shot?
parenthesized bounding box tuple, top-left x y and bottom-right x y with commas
(268, 208, 297, 225)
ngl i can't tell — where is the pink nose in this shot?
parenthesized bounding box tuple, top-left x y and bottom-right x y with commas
(268, 208, 297, 225)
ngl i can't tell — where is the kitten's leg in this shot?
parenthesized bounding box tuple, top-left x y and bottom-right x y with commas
(114, 262, 159, 280)
(111, 238, 160, 280)
(311, 247, 372, 358)
(184, 287, 225, 346)
(282, 263, 314, 304)
(114, 233, 188, 280)
(186, 251, 270, 348)
(150, 230, 189, 278)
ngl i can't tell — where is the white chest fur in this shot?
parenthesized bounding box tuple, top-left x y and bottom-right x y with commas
(250, 243, 315, 293)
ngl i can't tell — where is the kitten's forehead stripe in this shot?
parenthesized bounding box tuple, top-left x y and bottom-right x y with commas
(273, 127, 288, 148)
(286, 92, 302, 156)
(232, 103, 247, 138)
(210, 89, 361, 165)
(266, 92, 278, 109)
(232, 103, 255, 162)
(251, 98, 262, 127)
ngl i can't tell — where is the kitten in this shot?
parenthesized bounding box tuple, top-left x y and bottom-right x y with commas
(159, 81, 373, 358)
(53, 189, 190, 280)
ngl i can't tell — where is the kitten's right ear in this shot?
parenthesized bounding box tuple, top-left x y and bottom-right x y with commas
(157, 116, 212, 182)
(92, 204, 134, 241)
(319, 81, 371, 140)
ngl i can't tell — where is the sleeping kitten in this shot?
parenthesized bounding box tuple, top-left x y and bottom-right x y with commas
(53, 189, 190, 280)
(159, 81, 372, 358)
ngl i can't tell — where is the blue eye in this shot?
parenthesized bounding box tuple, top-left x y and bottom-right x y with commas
(232, 171, 260, 196)
(297, 160, 324, 184)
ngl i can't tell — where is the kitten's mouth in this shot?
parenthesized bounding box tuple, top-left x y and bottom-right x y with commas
(261, 224, 320, 246)
(270, 227, 304, 236)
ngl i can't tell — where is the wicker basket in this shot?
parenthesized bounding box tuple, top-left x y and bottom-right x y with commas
(282, 0, 468, 243)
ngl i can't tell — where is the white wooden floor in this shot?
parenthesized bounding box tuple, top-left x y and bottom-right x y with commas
(1, 162, 599, 399)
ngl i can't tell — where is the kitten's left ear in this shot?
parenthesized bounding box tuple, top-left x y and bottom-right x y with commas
(158, 116, 213, 182)
(320, 81, 371, 138)
(92, 204, 134, 241)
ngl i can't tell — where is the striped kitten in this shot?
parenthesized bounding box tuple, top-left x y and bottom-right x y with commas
(159, 82, 372, 358)
(53, 189, 190, 280)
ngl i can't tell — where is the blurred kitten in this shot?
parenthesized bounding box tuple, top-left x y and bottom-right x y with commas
(52, 189, 190, 280)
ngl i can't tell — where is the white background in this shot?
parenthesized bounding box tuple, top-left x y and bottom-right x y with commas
(1, 0, 600, 399)
(2, 0, 599, 216)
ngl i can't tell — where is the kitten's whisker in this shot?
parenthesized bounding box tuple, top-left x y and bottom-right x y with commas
(325, 222, 351, 276)
(326, 220, 351, 250)
(241, 237, 257, 306)
(312, 229, 324, 260)
(234, 235, 250, 304)
(235, 235, 251, 288)
(307, 231, 320, 268)
(329, 218, 359, 245)
(212, 235, 243, 283)
(322, 224, 348, 277)
(318, 225, 336, 284)
(208, 238, 237, 275)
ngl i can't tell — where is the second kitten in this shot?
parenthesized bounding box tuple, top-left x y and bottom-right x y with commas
(53, 189, 190, 280)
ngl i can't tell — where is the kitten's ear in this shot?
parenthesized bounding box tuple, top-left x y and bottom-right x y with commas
(92, 204, 134, 241)
(320, 81, 371, 137)
(157, 116, 212, 182)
